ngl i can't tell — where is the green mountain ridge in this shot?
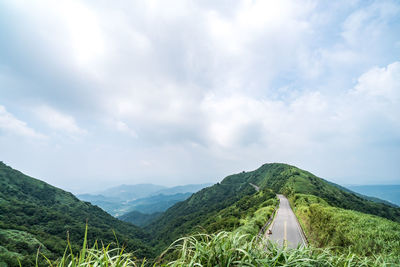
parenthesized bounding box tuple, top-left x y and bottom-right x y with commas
(146, 163, 400, 253)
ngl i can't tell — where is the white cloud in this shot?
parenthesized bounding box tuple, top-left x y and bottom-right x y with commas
(35, 106, 87, 136)
(200, 60, 400, 158)
(0, 105, 45, 139)
(353, 61, 400, 101)
(1, 0, 400, 187)
(341, 1, 400, 46)
(114, 120, 138, 138)
(350, 61, 400, 132)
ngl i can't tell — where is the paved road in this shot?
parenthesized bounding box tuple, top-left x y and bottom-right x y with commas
(266, 194, 306, 248)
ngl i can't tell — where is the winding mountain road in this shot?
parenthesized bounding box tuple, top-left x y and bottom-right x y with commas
(266, 194, 307, 248)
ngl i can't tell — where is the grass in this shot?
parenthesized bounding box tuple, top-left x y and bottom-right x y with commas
(291, 194, 400, 260)
(48, 245, 144, 267)
(36, 225, 399, 267)
(41, 225, 147, 267)
(159, 231, 397, 266)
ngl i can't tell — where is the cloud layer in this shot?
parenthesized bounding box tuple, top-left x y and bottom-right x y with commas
(0, 0, 399, 192)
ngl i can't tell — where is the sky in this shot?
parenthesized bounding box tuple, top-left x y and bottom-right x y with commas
(0, 0, 399, 193)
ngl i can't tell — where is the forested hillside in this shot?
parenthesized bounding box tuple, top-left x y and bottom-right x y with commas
(118, 210, 162, 227)
(146, 179, 277, 251)
(0, 162, 152, 266)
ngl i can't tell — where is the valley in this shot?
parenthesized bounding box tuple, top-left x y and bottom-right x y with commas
(77, 184, 210, 217)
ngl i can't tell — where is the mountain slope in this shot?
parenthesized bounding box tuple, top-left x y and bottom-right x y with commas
(146, 163, 400, 252)
(146, 174, 277, 250)
(0, 162, 153, 265)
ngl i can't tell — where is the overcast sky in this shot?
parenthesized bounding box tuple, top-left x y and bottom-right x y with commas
(0, 0, 399, 193)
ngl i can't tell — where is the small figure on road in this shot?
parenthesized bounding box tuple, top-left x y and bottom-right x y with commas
(267, 229, 272, 235)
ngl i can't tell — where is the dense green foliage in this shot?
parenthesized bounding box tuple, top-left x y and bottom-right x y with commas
(0, 162, 153, 266)
(119, 211, 163, 227)
(292, 194, 400, 260)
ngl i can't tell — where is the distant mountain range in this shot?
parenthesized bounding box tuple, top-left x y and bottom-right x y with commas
(77, 183, 211, 216)
(346, 185, 400, 206)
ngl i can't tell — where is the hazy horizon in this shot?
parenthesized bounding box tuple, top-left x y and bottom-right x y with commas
(1, 1, 399, 192)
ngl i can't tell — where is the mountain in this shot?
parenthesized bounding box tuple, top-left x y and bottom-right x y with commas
(146, 163, 400, 252)
(97, 184, 166, 201)
(77, 184, 210, 216)
(118, 211, 163, 227)
(346, 185, 400, 206)
(0, 162, 153, 266)
(122, 192, 193, 214)
(325, 181, 398, 207)
(152, 184, 212, 196)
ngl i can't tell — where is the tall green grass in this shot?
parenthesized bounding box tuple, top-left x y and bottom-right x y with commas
(42, 225, 147, 267)
(160, 231, 396, 266)
(39, 226, 399, 267)
(292, 194, 400, 260)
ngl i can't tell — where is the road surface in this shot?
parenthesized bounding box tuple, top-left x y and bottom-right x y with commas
(266, 194, 306, 248)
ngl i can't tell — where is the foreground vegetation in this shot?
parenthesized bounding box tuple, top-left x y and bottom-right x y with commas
(163, 231, 398, 267)
(38, 230, 399, 267)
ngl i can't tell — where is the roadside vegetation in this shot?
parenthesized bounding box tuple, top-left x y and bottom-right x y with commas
(162, 231, 397, 267)
(291, 193, 400, 261)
